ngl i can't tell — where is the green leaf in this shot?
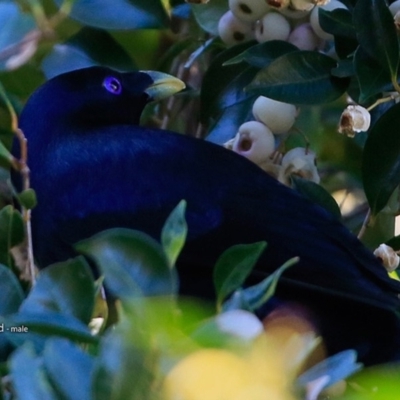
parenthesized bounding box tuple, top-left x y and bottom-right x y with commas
(362, 102, 400, 215)
(200, 41, 255, 122)
(354, 46, 392, 104)
(297, 350, 362, 393)
(0, 205, 24, 267)
(191, 0, 228, 36)
(76, 228, 177, 298)
(53, 0, 169, 30)
(291, 176, 342, 220)
(43, 338, 94, 400)
(10, 343, 57, 400)
(0, 264, 24, 316)
(3, 312, 97, 344)
(247, 51, 349, 104)
(223, 40, 298, 68)
(0, 140, 13, 168)
(161, 200, 187, 268)
(353, 0, 399, 81)
(42, 27, 136, 79)
(19, 257, 95, 324)
(17, 188, 37, 210)
(222, 257, 298, 312)
(0, 2, 36, 71)
(319, 8, 356, 38)
(213, 242, 267, 310)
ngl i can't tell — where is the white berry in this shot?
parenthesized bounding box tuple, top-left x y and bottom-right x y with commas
(229, 0, 271, 22)
(338, 105, 371, 137)
(252, 96, 297, 134)
(218, 11, 255, 46)
(232, 121, 275, 165)
(288, 23, 320, 50)
(255, 12, 291, 42)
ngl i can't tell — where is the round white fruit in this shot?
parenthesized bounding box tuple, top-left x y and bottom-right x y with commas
(229, 0, 271, 22)
(255, 12, 291, 43)
(288, 23, 320, 50)
(252, 96, 297, 134)
(218, 11, 255, 46)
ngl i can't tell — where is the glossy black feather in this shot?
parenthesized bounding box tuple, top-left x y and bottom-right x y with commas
(15, 67, 400, 365)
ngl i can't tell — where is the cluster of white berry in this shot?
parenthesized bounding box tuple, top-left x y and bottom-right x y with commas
(224, 96, 320, 186)
(218, 0, 347, 49)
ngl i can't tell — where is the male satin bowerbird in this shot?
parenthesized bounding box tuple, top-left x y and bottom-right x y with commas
(14, 66, 400, 366)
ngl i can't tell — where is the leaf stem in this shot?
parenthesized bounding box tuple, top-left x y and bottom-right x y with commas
(357, 208, 371, 240)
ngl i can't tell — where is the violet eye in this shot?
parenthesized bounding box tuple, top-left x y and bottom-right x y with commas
(103, 76, 122, 95)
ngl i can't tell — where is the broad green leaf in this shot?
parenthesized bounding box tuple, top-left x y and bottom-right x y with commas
(354, 46, 392, 104)
(0, 140, 13, 168)
(0, 205, 24, 267)
(213, 242, 267, 310)
(247, 51, 349, 104)
(223, 40, 298, 68)
(362, 102, 400, 215)
(0, 264, 24, 315)
(42, 27, 136, 79)
(386, 235, 400, 251)
(43, 338, 94, 400)
(76, 228, 178, 298)
(222, 257, 298, 312)
(3, 312, 97, 344)
(17, 188, 37, 210)
(161, 200, 187, 268)
(206, 96, 256, 144)
(10, 343, 57, 400)
(200, 41, 255, 122)
(0, 2, 36, 71)
(353, 0, 399, 81)
(53, 0, 169, 30)
(92, 314, 157, 400)
(297, 350, 362, 393)
(331, 58, 354, 78)
(19, 257, 95, 324)
(191, 0, 228, 36)
(291, 176, 342, 220)
(319, 8, 356, 38)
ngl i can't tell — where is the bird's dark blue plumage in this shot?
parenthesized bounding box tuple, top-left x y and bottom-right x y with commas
(15, 66, 400, 365)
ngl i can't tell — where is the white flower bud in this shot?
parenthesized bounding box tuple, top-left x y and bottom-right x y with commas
(218, 11, 255, 47)
(255, 12, 291, 42)
(374, 244, 400, 272)
(310, 0, 347, 41)
(216, 310, 264, 341)
(288, 23, 321, 50)
(229, 0, 271, 22)
(232, 121, 276, 165)
(338, 105, 371, 138)
(279, 147, 320, 186)
(252, 96, 297, 134)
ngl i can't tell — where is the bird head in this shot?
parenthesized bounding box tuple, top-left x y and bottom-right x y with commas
(20, 67, 185, 131)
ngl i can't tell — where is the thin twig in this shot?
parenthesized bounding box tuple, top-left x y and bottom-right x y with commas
(357, 208, 371, 240)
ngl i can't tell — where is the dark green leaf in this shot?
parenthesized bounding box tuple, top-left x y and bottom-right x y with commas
(53, 0, 169, 30)
(319, 8, 356, 38)
(291, 176, 342, 220)
(10, 343, 57, 400)
(191, 0, 228, 35)
(3, 312, 97, 344)
(331, 58, 354, 78)
(213, 242, 267, 310)
(161, 200, 187, 268)
(17, 188, 37, 210)
(223, 40, 298, 68)
(43, 338, 94, 400)
(0, 205, 24, 267)
(200, 41, 255, 122)
(19, 257, 95, 324)
(42, 27, 136, 79)
(386, 235, 400, 251)
(354, 46, 392, 103)
(247, 51, 349, 104)
(222, 257, 298, 312)
(297, 350, 362, 391)
(206, 96, 256, 144)
(362, 102, 400, 215)
(0, 140, 13, 168)
(353, 0, 399, 80)
(76, 228, 177, 298)
(0, 264, 24, 316)
(0, 2, 36, 71)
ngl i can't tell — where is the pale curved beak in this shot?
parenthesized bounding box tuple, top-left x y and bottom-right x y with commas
(142, 71, 186, 101)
